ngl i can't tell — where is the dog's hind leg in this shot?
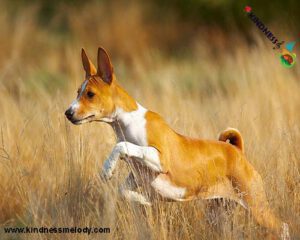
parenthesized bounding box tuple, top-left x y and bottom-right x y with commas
(231, 159, 290, 240)
(119, 172, 151, 206)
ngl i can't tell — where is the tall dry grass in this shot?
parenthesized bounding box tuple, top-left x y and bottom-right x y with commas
(0, 1, 299, 239)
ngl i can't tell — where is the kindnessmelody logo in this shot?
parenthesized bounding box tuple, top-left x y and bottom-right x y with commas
(244, 6, 298, 68)
(279, 40, 297, 68)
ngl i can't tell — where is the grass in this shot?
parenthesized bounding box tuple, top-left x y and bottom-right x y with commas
(0, 1, 299, 239)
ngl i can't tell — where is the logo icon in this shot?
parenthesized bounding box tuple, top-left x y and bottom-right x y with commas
(279, 40, 298, 68)
(244, 6, 298, 68)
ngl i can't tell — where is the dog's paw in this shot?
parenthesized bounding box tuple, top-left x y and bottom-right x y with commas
(100, 159, 115, 181)
(100, 144, 126, 182)
(142, 201, 152, 206)
(100, 168, 113, 181)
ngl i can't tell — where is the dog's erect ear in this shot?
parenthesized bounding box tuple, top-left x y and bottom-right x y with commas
(81, 48, 97, 77)
(97, 47, 113, 85)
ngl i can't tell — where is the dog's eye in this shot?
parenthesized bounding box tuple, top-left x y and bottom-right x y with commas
(87, 91, 95, 99)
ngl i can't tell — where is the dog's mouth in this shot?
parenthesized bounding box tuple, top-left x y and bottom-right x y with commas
(71, 115, 95, 125)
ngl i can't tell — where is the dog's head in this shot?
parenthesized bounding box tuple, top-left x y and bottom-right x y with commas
(65, 47, 116, 125)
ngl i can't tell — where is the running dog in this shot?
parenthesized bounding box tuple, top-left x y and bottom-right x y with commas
(65, 47, 290, 239)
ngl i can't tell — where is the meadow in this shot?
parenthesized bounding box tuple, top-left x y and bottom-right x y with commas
(0, 1, 299, 239)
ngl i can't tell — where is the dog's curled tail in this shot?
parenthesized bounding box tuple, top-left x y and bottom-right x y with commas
(218, 127, 244, 152)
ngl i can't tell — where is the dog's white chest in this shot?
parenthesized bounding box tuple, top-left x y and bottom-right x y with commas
(114, 103, 148, 146)
(122, 123, 147, 146)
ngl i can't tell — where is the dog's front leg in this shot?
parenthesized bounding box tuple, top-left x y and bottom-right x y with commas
(101, 141, 163, 180)
(101, 143, 124, 180)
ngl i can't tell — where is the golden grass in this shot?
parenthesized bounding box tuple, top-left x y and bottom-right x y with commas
(0, 1, 299, 239)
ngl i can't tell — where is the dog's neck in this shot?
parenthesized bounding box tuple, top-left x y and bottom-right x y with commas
(108, 84, 148, 144)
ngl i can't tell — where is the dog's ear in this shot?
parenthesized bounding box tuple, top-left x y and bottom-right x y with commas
(81, 48, 97, 77)
(97, 47, 113, 85)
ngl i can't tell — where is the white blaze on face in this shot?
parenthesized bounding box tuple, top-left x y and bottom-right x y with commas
(70, 100, 79, 111)
(69, 80, 88, 112)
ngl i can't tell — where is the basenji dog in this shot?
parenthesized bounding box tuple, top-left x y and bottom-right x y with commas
(65, 47, 290, 239)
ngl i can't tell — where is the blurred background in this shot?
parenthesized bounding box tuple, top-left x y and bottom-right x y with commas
(0, 0, 299, 239)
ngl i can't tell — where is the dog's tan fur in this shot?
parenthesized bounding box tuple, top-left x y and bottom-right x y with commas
(65, 47, 290, 239)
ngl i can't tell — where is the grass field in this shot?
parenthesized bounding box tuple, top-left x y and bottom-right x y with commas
(0, 1, 300, 239)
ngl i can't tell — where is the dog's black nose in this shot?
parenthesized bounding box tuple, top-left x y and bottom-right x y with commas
(65, 108, 74, 120)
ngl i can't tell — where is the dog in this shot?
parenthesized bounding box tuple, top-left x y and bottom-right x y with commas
(65, 47, 290, 239)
